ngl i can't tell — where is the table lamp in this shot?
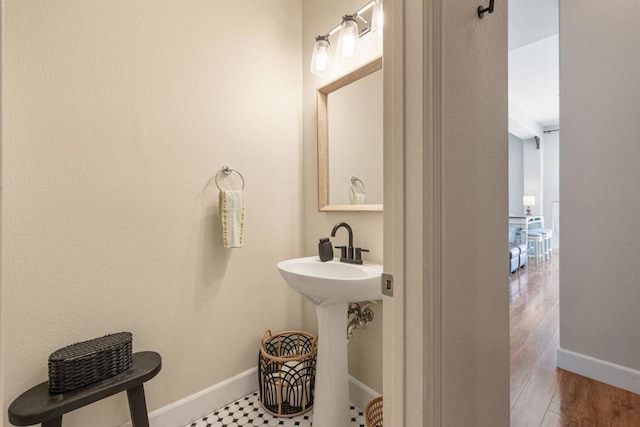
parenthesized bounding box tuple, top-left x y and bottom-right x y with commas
(523, 196, 535, 215)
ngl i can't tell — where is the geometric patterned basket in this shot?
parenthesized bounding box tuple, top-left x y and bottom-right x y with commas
(258, 330, 317, 418)
(48, 332, 133, 394)
(365, 395, 383, 427)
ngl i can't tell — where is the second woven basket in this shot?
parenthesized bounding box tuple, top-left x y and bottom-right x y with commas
(365, 396, 383, 427)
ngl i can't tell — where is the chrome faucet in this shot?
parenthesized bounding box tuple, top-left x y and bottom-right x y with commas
(330, 222, 369, 265)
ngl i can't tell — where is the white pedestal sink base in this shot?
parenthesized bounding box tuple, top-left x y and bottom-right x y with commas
(313, 303, 350, 427)
(276, 257, 383, 426)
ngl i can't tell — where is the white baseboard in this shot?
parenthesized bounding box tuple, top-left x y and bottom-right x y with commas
(121, 369, 380, 427)
(349, 375, 381, 411)
(121, 367, 258, 427)
(557, 347, 640, 394)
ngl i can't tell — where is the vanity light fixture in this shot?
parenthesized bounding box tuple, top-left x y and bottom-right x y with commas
(309, 0, 382, 76)
(336, 15, 360, 60)
(371, 0, 384, 35)
(310, 35, 331, 76)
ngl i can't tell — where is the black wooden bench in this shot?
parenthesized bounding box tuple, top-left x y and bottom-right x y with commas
(8, 351, 161, 427)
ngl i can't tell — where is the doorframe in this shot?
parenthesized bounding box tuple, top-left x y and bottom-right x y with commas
(381, 0, 407, 423)
(383, 0, 443, 425)
(384, 0, 511, 424)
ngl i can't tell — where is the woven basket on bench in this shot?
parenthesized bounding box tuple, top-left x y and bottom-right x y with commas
(48, 332, 133, 394)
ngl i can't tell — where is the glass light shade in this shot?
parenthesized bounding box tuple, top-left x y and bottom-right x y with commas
(523, 196, 535, 207)
(310, 36, 331, 76)
(371, 0, 384, 35)
(336, 15, 360, 60)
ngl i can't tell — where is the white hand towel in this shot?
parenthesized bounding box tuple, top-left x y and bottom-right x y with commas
(352, 192, 367, 205)
(219, 190, 244, 248)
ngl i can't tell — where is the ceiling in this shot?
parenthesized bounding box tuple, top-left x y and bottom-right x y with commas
(508, 0, 559, 130)
(509, 0, 558, 51)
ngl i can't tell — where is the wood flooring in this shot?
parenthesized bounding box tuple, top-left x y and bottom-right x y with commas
(509, 256, 640, 426)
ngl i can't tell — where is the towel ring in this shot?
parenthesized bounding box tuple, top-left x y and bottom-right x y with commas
(215, 166, 245, 191)
(350, 176, 366, 194)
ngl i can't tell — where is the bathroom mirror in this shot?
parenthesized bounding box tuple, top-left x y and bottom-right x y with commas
(317, 57, 383, 212)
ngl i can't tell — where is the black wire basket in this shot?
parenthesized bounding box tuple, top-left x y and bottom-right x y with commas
(258, 330, 317, 417)
(48, 332, 133, 394)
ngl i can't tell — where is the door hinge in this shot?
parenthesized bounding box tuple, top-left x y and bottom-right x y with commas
(381, 273, 394, 297)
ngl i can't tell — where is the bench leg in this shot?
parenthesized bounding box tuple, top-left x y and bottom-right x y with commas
(42, 417, 62, 427)
(126, 385, 150, 427)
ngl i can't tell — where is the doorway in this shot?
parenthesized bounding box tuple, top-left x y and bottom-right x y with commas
(507, 0, 561, 423)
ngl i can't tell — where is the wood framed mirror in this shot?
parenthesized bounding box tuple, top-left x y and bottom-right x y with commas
(317, 56, 383, 212)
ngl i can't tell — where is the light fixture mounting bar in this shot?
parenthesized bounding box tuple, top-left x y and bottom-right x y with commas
(355, 1, 376, 17)
(320, 0, 377, 38)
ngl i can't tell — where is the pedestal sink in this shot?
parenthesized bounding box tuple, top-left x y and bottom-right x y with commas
(277, 256, 382, 427)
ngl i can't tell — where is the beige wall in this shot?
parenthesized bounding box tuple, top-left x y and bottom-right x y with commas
(560, 1, 640, 369)
(1, 1, 303, 426)
(440, 1, 510, 424)
(301, 0, 383, 393)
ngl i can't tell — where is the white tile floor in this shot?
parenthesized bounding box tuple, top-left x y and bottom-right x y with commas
(185, 391, 366, 427)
